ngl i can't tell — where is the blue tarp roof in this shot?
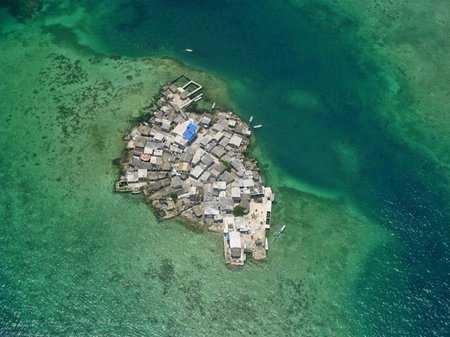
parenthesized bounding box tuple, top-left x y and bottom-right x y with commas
(183, 122, 198, 140)
(187, 122, 198, 133)
(183, 130, 194, 140)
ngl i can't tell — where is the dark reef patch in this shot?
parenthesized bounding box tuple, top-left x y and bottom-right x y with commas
(0, 0, 41, 22)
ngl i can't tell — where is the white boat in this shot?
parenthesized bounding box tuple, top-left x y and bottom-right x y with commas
(274, 225, 286, 239)
(212, 102, 216, 109)
(249, 115, 253, 122)
(253, 124, 262, 129)
(185, 48, 193, 52)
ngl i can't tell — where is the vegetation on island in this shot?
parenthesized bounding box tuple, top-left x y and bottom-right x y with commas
(233, 206, 246, 217)
(221, 160, 233, 172)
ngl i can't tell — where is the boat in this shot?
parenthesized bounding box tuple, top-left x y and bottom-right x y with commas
(185, 48, 193, 52)
(274, 225, 286, 239)
(212, 102, 216, 109)
(131, 190, 141, 195)
(249, 115, 253, 122)
(253, 124, 262, 129)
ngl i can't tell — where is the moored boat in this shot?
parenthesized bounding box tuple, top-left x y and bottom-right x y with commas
(274, 225, 286, 239)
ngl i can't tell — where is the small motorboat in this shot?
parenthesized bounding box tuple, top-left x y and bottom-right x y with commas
(185, 48, 193, 52)
(212, 102, 216, 109)
(131, 190, 141, 195)
(253, 124, 262, 129)
(274, 225, 286, 239)
(249, 115, 253, 122)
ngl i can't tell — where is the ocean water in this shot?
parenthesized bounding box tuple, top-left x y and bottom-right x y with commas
(1, 0, 449, 336)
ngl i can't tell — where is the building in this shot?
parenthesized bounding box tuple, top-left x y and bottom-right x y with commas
(213, 181, 226, 191)
(177, 162, 191, 174)
(126, 171, 139, 183)
(219, 196, 234, 213)
(199, 171, 211, 183)
(171, 176, 182, 189)
(200, 115, 212, 126)
(134, 136, 147, 149)
(235, 217, 250, 233)
(199, 135, 212, 149)
(191, 148, 205, 166)
(183, 122, 199, 144)
(203, 183, 213, 202)
(200, 153, 215, 168)
(138, 125, 152, 136)
(137, 169, 147, 181)
(204, 201, 220, 217)
(231, 187, 241, 201)
(229, 231, 242, 258)
(190, 165, 205, 180)
(228, 134, 243, 148)
(211, 146, 226, 159)
(161, 119, 172, 132)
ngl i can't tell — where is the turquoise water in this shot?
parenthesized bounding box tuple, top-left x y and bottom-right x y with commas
(1, 0, 449, 336)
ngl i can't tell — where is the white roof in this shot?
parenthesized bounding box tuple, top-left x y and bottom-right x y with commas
(239, 179, 254, 188)
(204, 202, 220, 216)
(172, 120, 190, 137)
(192, 148, 205, 164)
(266, 199, 272, 213)
(228, 119, 237, 127)
(199, 171, 211, 182)
(212, 131, 224, 142)
(229, 231, 241, 249)
(153, 133, 164, 142)
(231, 187, 241, 198)
(143, 147, 153, 155)
(213, 181, 226, 190)
(229, 134, 243, 147)
(174, 135, 187, 147)
(127, 172, 139, 182)
(137, 169, 147, 179)
(235, 217, 250, 231)
(212, 123, 224, 132)
(190, 165, 205, 179)
(199, 135, 212, 146)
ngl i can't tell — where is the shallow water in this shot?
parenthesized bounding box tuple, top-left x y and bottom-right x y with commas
(1, 1, 449, 336)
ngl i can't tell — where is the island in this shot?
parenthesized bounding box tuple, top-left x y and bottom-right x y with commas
(115, 76, 274, 266)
